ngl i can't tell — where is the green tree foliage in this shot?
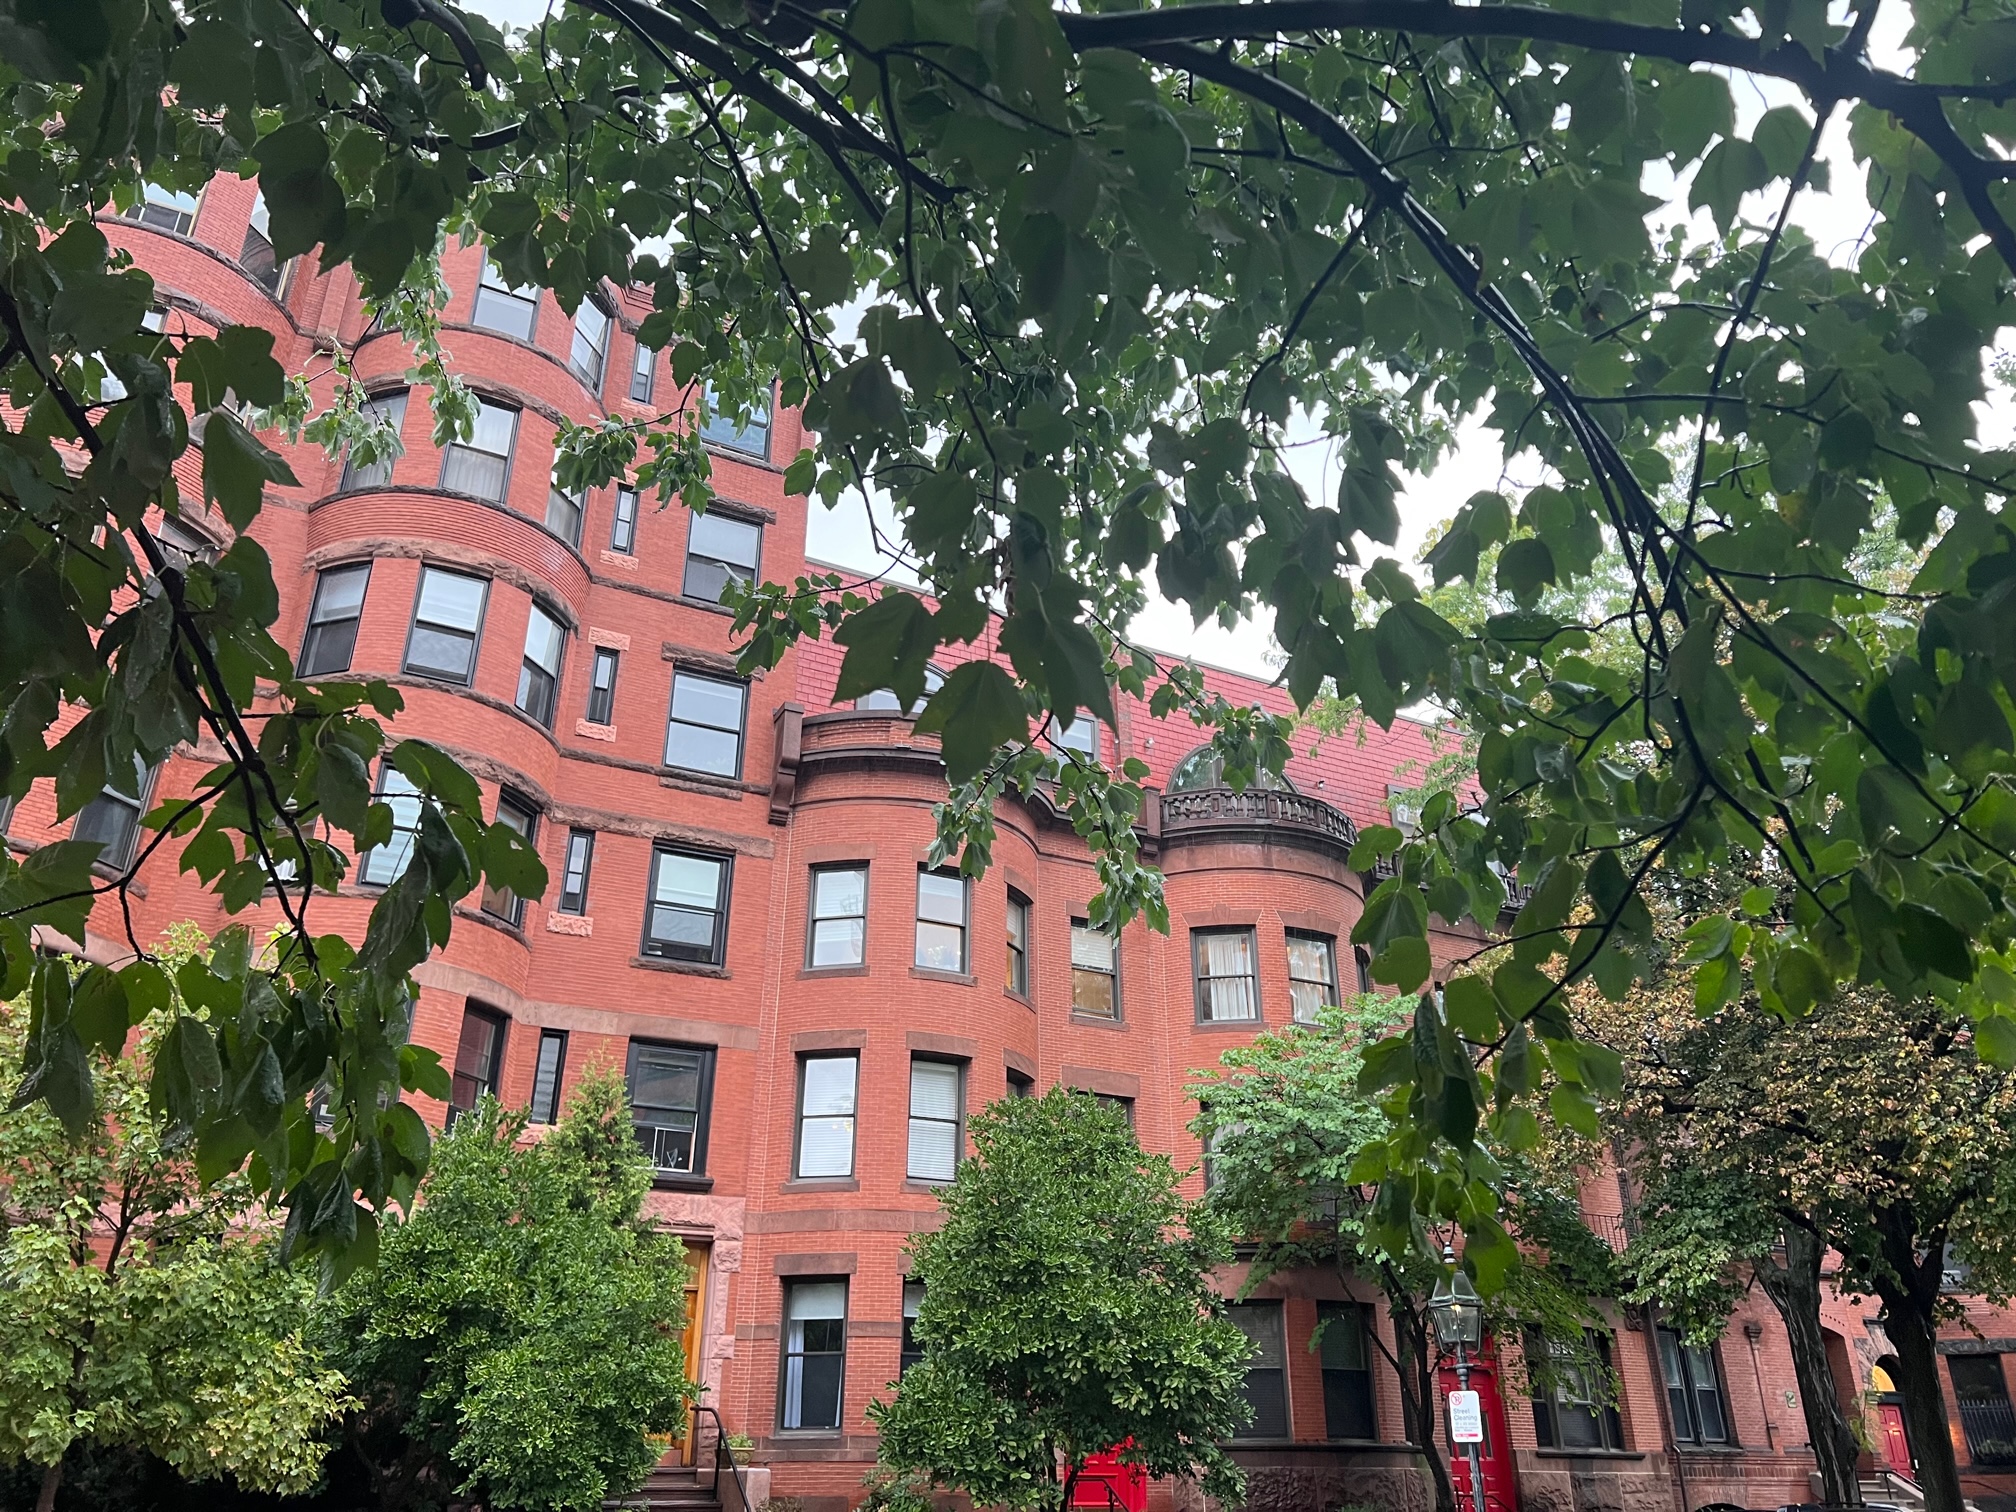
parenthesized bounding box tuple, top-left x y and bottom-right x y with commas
(868, 1090, 1250, 1511)
(1587, 961, 2016, 1512)
(1193, 995, 1616, 1512)
(8, 0, 2016, 1275)
(313, 1073, 698, 1512)
(0, 943, 348, 1512)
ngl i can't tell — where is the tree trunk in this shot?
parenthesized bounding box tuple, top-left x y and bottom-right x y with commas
(35, 1456, 62, 1512)
(1392, 1302, 1458, 1512)
(1870, 1217, 1964, 1512)
(1755, 1227, 1863, 1508)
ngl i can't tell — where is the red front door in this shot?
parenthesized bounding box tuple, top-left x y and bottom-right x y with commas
(1439, 1337, 1520, 1512)
(1878, 1404, 1914, 1478)
(1070, 1446, 1148, 1511)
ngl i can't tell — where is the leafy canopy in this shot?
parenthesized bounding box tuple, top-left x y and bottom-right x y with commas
(6, 0, 2016, 1272)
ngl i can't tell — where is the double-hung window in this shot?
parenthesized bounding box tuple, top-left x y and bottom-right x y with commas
(570, 298, 612, 388)
(1657, 1330, 1730, 1445)
(439, 399, 517, 502)
(664, 670, 747, 778)
(1049, 711, 1100, 760)
(642, 847, 731, 964)
(700, 380, 772, 458)
(585, 648, 619, 725)
(557, 829, 594, 914)
(479, 793, 537, 924)
(449, 1004, 507, 1122)
(1355, 945, 1375, 995)
(404, 566, 487, 684)
(358, 765, 422, 886)
(338, 390, 406, 492)
(629, 342, 657, 404)
(240, 192, 281, 291)
(1287, 931, 1340, 1024)
(627, 1039, 716, 1174)
(808, 865, 868, 968)
(298, 563, 372, 677)
(795, 1054, 858, 1178)
(907, 1058, 962, 1182)
(546, 473, 586, 546)
(126, 182, 199, 236)
(780, 1280, 847, 1431)
(1193, 927, 1260, 1022)
(1005, 891, 1030, 996)
(1070, 921, 1118, 1019)
(915, 871, 967, 972)
(72, 754, 155, 870)
(471, 256, 538, 340)
(1228, 1302, 1289, 1439)
(516, 602, 565, 727)
(900, 1282, 926, 1372)
(683, 512, 761, 603)
(1319, 1303, 1377, 1440)
(1531, 1330, 1626, 1451)
(610, 485, 639, 554)
(529, 1030, 568, 1124)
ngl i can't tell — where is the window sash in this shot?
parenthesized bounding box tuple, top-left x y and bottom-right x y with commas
(630, 343, 656, 404)
(1287, 932, 1339, 1023)
(700, 381, 772, 457)
(1071, 922, 1118, 1018)
(900, 1281, 926, 1371)
(628, 1041, 713, 1173)
(529, 1030, 567, 1124)
(451, 1007, 506, 1115)
(570, 300, 612, 387)
(1228, 1303, 1290, 1439)
(915, 872, 967, 972)
(1005, 894, 1029, 995)
(405, 567, 487, 683)
(359, 767, 422, 885)
(1319, 1303, 1377, 1440)
(1050, 712, 1099, 757)
(1194, 929, 1259, 1021)
(339, 392, 407, 492)
(480, 796, 536, 922)
(128, 183, 199, 236)
(72, 761, 152, 870)
(516, 605, 565, 726)
(439, 401, 517, 501)
(665, 671, 747, 777)
(781, 1280, 847, 1430)
(558, 829, 594, 914)
(546, 482, 585, 546)
(471, 258, 538, 340)
(299, 562, 372, 677)
(907, 1060, 962, 1181)
(586, 648, 619, 725)
(809, 866, 867, 967)
(683, 512, 762, 603)
(797, 1055, 858, 1177)
(610, 486, 638, 553)
(644, 848, 728, 962)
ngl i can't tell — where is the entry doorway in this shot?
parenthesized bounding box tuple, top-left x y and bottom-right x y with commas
(1871, 1361, 1914, 1480)
(1439, 1335, 1520, 1512)
(670, 1240, 711, 1466)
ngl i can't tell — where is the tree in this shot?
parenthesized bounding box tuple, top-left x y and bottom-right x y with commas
(9, 0, 2016, 1275)
(1192, 995, 1618, 1512)
(0, 943, 349, 1512)
(1590, 972, 2016, 1512)
(867, 1090, 1250, 1511)
(313, 1073, 698, 1512)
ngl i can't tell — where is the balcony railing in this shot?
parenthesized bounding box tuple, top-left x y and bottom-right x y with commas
(1159, 786, 1359, 850)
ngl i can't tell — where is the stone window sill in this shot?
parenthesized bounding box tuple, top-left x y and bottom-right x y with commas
(631, 955, 730, 978)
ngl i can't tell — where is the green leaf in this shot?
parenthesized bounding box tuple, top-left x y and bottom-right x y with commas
(1443, 976, 1498, 1040)
(1549, 1083, 1600, 1137)
(912, 661, 1030, 782)
(1689, 137, 1769, 231)
(1495, 537, 1556, 606)
(70, 965, 129, 1057)
(833, 590, 936, 707)
(202, 412, 299, 529)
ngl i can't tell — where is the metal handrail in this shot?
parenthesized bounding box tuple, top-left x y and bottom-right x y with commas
(691, 1402, 751, 1512)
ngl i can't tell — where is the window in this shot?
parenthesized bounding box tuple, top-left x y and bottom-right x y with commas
(1531, 1330, 1625, 1451)
(682, 511, 762, 604)
(125, 182, 199, 236)
(664, 670, 747, 778)
(795, 1054, 858, 1178)
(1287, 931, 1339, 1024)
(240, 191, 281, 291)
(1657, 1329, 1729, 1445)
(1193, 928, 1259, 1022)
(438, 399, 517, 502)
(299, 563, 372, 676)
(1094, 1091, 1135, 1129)
(1167, 743, 1294, 793)
(1070, 921, 1118, 1019)
(780, 1280, 847, 1431)
(570, 298, 612, 388)
(900, 1281, 926, 1372)
(907, 1058, 963, 1182)
(338, 390, 406, 492)
(546, 474, 586, 546)
(1049, 711, 1100, 760)
(529, 1029, 568, 1124)
(808, 865, 867, 968)
(1950, 1355, 2016, 1466)
(1228, 1302, 1289, 1439)
(449, 1005, 506, 1122)
(1319, 1303, 1377, 1440)
(358, 765, 422, 885)
(643, 847, 731, 964)
(627, 1040, 716, 1175)
(630, 342, 657, 404)
(1354, 945, 1374, 995)
(516, 602, 565, 727)
(856, 665, 944, 715)
(153, 518, 216, 575)
(610, 485, 639, 554)
(72, 755, 154, 870)
(404, 566, 488, 684)
(1387, 783, 1422, 836)
(1005, 891, 1030, 996)
(471, 255, 539, 341)
(480, 793, 537, 924)
(585, 647, 619, 725)
(700, 380, 772, 458)
(1202, 1117, 1242, 1190)
(915, 870, 968, 972)
(1006, 1066, 1034, 1098)
(557, 829, 594, 915)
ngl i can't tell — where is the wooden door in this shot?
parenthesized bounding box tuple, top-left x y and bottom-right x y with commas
(671, 1242, 710, 1466)
(1878, 1403, 1913, 1478)
(1440, 1337, 1520, 1512)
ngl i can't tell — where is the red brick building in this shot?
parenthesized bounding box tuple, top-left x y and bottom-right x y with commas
(9, 176, 2016, 1512)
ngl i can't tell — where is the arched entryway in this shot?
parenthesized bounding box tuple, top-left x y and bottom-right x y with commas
(1871, 1359, 1915, 1480)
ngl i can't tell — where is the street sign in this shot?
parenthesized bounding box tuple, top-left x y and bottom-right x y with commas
(1449, 1389, 1484, 1443)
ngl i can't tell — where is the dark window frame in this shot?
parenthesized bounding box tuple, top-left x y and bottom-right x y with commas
(557, 828, 594, 915)
(72, 757, 158, 871)
(906, 1055, 965, 1183)
(125, 182, 201, 237)
(914, 868, 970, 974)
(1006, 1065, 1034, 1098)
(1287, 929, 1340, 1024)
(777, 1277, 849, 1433)
(545, 473, 587, 547)
(1531, 1329, 1627, 1451)
(569, 295, 613, 390)
(401, 564, 491, 686)
(700, 380, 774, 460)
(663, 667, 750, 780)
(1318, 1301, 1378, 1441)
(449, 1003, 508, 1122)
(1657, 1327, 1732, 1446)
(626, 1037, 718, 1176)
(806, 863, 869, 970)
(585, 646, 620, 726)
(437, 397, 520, 503)
(640, 844, 733, 965)
(1227, 1300, 1290, 1440)
(900, 1280, 926, 1373)
(1070, 918, 1120, 1020)
(529, 1028, 568, 1124)
(479, 791, 538, 925)
(357, 763, 422, 887)
(1951, 1354, 2016, 1467)
(629, 342, 657, 405)
(1192, 926, 1261, 1024)
(337, 389, 408, 493)
(682, 509, 764, 603)
(1005, 889, 1031, 998)
(515, 600, 566, 728)
(794, 1051, 860, 1179)
(610, 485, 639, 554)
(470, 255, 540, 341)
(298, 561, 373, 677)
(1354, 945, 1375, 994)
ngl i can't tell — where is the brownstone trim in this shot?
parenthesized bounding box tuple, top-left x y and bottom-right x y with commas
(847, 1320, 904, 1339)
(778, 1178, 860, 1195)
(791, 1029, 868, 1051)
(1279, 908, 1346, 936)
(802, 842, 876, 864)
(905, 1031, 978, 1059)
(909, 966, 975, 986)
(1183, 905, 1264, 927)
(772, 1251, 857, 1276)
(1061, 1065, 1141, 1099)
(1003, 1047, 1037, 1079)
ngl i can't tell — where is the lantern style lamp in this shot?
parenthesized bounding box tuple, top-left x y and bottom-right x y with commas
(1428, 1249, 1484, 1349)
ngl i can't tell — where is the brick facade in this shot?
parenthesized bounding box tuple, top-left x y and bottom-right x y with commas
(9, 179, 2016, 1512)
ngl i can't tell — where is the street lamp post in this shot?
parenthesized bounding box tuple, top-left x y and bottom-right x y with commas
(1428, 1242, 1489, 1512)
